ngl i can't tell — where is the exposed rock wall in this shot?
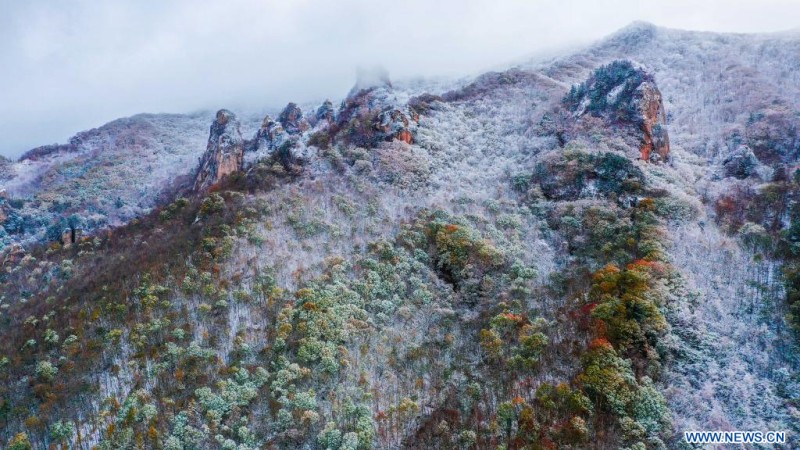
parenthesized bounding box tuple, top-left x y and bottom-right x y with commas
(193, 110, 244, 191)
(565, 60, 671, 162)
(636, 81, 670, 162)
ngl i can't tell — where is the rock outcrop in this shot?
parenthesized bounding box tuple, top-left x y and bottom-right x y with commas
(252, 115, 288, 153)
(635, 81, 670, 162)
(193, 109, 244, 191)
(315, 100, 336, 126)
(333, 75, 418, 147)
(565, 60, 670, 162)
(247, 111, 315, 170)
(377, 108, 416, 144)
(195, 73, 421, 187)
(278, 103, 309, 135)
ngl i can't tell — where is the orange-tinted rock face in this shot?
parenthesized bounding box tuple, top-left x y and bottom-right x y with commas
(215, 150, 243, 179)
(193, 109, 245, 191)
(566, 61, 670, 163)
(396, 129, 413, 144)
(637, 82, 670, 162)
(378, 108, 415, 144)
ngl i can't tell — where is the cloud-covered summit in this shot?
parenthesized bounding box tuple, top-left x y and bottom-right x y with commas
(2, 0, 799, 158)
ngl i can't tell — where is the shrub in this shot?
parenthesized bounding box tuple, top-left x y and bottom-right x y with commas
(7, 433, 33, 450)
(481, 312, 548, 370)
(35, 360, 58, 381)
(199, 193, 226, 217)
(630, 377, 671, 435)
(50, 420, 75, 444)
(577, 339, 670, 445)
(578, 339, 637, 416)
(564, 60, 651, 124)
(62, 334, 78, 347)
(589, 263, 666, 351)
(318, 422, 343, 449)
(43, 328, 59, 345)
(457, 430, 477, 447)
(308, 130, 331, 149)
(426, 214, 505, 283)
(195, 367, 268, 428)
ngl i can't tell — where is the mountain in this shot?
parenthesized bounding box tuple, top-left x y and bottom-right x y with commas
(0, 112, 214, 249)
(1, 22, 799, 450)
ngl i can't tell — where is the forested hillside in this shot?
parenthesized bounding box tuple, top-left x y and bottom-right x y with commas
(1, 23, 798, 449)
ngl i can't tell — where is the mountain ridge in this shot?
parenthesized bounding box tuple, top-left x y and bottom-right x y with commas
(1, 23, 799, 449)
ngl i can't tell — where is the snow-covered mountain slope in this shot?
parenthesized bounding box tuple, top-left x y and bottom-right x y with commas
(436, 22, 800, 441)
(535, 22, 800, 175)
(0, 112, 213, 248)
(0, 23, 799, 450)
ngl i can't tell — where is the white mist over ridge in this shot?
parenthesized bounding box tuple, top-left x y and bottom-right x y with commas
(3, 0, 800, 158)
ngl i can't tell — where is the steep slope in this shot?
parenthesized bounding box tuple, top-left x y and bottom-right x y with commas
(1, 23, 799, 450)
(524, 22, 800, 441)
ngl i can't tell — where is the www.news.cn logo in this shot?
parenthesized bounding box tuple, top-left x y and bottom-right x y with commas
(684, 431, 786, 444)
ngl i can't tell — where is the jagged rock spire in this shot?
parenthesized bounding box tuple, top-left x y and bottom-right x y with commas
(636, 81, 670, 162)
(193, 109, 244, 191)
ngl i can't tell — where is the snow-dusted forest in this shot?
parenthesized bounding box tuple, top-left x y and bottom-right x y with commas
(1, 22, 799, 450)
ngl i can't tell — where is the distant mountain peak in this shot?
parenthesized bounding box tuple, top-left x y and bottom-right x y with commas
(599, 21, 660, 50)
(618, 20, 659, 33)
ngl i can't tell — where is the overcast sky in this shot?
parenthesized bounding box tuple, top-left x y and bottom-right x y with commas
(1, 0, 799, 158)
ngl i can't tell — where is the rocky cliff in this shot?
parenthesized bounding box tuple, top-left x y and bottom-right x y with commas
(636, 80, 670, 162)
(193, 109, 245, 191)
(564, 59, 670, 162)
(278, 102, 310, 135)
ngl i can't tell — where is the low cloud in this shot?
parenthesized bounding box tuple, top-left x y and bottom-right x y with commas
(1, 0, 798, 158)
